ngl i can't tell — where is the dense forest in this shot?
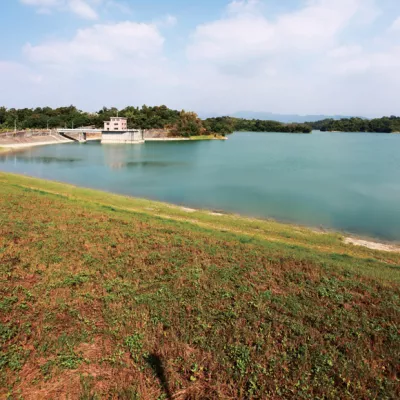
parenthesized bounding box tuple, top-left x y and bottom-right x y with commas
(0, 106, 184, 131)
(3, 105, 398, 134)
(0, 105, 312, 135)
(204, 116, 312, 134)
(309, 116, 400, 133)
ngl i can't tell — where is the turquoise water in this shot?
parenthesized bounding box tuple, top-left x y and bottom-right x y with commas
(1, 131, 400, 241)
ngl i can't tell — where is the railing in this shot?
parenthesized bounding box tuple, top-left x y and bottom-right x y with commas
(56, 128, 102, 134)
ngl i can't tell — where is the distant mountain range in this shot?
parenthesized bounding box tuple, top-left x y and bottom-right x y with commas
(201, 111, 364, 123)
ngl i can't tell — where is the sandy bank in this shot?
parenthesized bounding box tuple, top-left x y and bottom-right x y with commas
(0, 135, 73, 150)
(1, 139, 72, 149)
(344, 237, 400, 253)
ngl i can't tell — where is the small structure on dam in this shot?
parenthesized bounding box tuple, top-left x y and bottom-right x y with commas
(102, 117, 144, 144)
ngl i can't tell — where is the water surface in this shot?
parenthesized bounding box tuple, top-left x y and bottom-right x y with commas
(1, 131, 400, 241)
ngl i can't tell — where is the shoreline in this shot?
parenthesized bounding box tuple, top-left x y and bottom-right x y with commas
(0, 136, 100, 154)
(145, 138, 191, 141)
(0, 139, 72, 149)
(0, 135, 225, 152)
(145, 135, 227, 141)
(0, 135, 73, 152)
(316, 130, 400, 134)
(0, 171, 398, 253)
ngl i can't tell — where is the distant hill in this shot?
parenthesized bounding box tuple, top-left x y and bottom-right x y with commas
(200, 111, 362, 123)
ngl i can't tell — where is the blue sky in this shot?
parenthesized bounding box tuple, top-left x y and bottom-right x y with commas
(1, 0, 400, 116)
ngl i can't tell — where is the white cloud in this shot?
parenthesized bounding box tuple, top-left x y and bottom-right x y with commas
(330, 47, 400, 75)
(188, 0, 371, 64)
(20, 0, 61, 14)
(103, 0, 133, 15)
(9, 0, 400, 116)
(24, 21, 164, 71)
(152, 14, 178, 28)
(355, 0, 382, 24)
(21, 0, 60, 5)
(1, 20, 178, 110)
(0, 62, 45, 107)
(226, 0, 261, 15)
(162, 15, 177, 27)
(328, 45, 363, 59)
(0, 61, 42, 83)
(20, 0, 98, 19)
(68, 0, 98, 20)
(182, 0, 400, 115)
(390, 16, 400, 31)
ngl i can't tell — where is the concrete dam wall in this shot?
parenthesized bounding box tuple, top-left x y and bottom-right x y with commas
(101, 130, 144, 144)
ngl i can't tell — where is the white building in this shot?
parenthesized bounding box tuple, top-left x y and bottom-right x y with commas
(104, 117, 128, 131)
(102, 117, 144, 144)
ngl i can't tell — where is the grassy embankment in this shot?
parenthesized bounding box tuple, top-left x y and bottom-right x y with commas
(0, 172, 399, 399)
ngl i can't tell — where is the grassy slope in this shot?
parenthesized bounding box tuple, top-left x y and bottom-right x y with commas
(0, 172, 399, 399)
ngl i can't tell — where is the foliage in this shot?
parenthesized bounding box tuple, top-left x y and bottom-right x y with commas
(309, 116, 400, 133)
(0, 172, 399, 399)
(0, 105, 179, 132)
(2, 105, 399, 135)
(170, 111, 205, 137)
(205, 116, 312, 133)
(0, 105, 312, 136)
(0, 104, 206, 137)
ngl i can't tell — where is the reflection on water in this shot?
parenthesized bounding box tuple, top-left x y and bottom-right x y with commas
(106, 161, 188, 170)
(126, 161, 187, 168)
(0, 155, 82, 164)
(1, 133, 400, 241)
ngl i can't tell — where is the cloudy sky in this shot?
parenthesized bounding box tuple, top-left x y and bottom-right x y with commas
(1, 0, 400, 116)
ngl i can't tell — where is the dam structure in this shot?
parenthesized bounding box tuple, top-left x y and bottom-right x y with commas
(102, 117, 144, 144)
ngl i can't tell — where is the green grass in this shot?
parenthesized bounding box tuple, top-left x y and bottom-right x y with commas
(0, 172, 399, 399)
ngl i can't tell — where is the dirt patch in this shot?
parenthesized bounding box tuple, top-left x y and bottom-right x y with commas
(180, 207, 197, 213)
(344, 237, 400, 253)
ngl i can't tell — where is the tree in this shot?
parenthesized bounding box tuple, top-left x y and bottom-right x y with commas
(172, 111, 204, 137)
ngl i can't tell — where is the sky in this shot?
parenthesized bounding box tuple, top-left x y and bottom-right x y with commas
(1, 0, 400, 117)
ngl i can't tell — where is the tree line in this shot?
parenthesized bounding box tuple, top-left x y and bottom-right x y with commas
(204, 117, 312, 134)
(2, 105, 399, 135)
(0, 105, 312, 136)
(308, 116, 400, 133)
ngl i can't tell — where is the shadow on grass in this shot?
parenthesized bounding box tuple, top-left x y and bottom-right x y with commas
(145, 353, 173, 400)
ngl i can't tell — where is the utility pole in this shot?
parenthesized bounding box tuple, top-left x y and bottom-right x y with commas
(47, 119, 49, 130)
(72, 121, 74, 129)
(14, 118, 17, 134)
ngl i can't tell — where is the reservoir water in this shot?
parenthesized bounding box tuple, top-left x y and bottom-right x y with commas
(1, 131, 400, 241)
